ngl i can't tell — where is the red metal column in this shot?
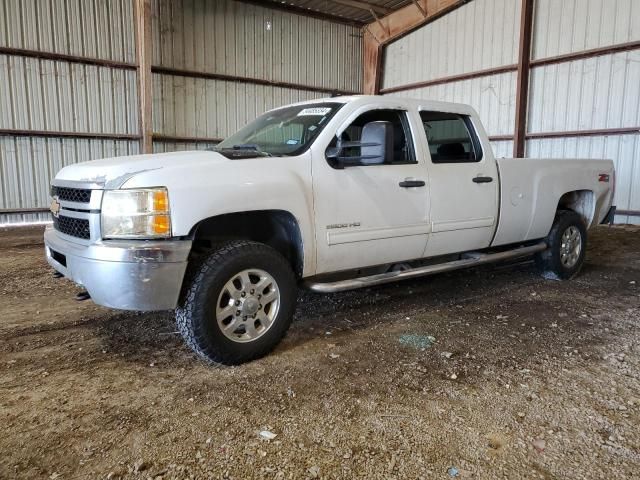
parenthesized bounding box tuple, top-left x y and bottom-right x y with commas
(513, 0, 535, 158)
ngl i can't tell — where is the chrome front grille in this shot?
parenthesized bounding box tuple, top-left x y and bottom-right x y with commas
(53, 215, 91, 239)
(51, 186, 92, 204)
(51, 181, 104, 242)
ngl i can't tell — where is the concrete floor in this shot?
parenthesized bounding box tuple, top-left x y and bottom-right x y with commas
(1, 225, 639, 479)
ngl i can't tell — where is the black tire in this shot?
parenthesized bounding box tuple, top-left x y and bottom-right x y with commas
(176, 240, 297, 365)
(535, 210, 587, 280)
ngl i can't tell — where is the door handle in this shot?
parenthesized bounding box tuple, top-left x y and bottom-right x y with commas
(399, 179, 426, 188)
(472, 176, 493, 183)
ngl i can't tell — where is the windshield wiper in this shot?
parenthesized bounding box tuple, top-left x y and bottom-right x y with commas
(213, 144, 272, 157)
(232, 143, 260, 150)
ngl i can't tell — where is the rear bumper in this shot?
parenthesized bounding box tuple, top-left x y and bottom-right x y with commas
(44, 226, 191, 311)
(600, 205, 616, 225)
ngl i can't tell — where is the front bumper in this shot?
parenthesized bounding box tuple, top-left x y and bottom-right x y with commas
(44, 226, 192, 311)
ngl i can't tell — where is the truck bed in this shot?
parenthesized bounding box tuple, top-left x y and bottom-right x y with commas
(491, 157, 615, 247)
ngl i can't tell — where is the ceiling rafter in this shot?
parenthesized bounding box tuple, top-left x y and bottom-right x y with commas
(328, 0, 393, 15)
(236, 0, 414, 24)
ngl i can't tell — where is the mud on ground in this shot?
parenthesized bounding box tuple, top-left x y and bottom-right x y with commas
(1, 225, 639, 479)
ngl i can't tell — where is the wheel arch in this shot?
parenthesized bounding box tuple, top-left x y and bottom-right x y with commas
(188, 210, 304, 278)
(556, 189, 596, 227)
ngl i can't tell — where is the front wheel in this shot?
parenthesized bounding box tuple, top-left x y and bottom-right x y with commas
(535, 210, 587, 280)
(176, 240, 297, 365)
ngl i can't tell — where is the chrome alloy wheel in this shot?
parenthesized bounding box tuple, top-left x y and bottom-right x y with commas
(560, 226, 582, 268)
(216, 269, 280, 343)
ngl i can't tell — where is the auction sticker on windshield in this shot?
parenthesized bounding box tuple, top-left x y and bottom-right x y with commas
(297, 107, 332, 116)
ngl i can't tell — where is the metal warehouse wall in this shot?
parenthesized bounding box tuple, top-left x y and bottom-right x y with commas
(380, 0, 640, 224)
(382, 0, 521, 156)
(150, 0, 363, 147)
(0, 0, 363, 225)
(0, 0, 140, 224)
(527, 0, 640, 224)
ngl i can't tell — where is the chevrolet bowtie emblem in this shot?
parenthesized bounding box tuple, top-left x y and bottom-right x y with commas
(50, 197, 61, 217)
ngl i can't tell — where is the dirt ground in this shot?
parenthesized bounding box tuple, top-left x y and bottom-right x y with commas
(1, 225, 639, 480)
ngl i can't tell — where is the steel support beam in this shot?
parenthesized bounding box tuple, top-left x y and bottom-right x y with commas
(152, 134, 223, 144)
(151, 66, 358, 96)
(513, 0, 535, 158)
(235, 0, 365, 26)
(0, 129, 140, 141)
(530, 40, 640, 67)
(0, 208, 51, 215)
(526, 127, 640, 140)
(0, 46, 137, 70)
(329, 0, 392, 15)
(380, 64, 518, 94)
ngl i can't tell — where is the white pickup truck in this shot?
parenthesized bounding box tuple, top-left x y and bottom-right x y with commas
(45, 96, 616, 364)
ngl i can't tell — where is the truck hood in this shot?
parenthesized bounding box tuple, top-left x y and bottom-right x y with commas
(55, 150, 230, 189)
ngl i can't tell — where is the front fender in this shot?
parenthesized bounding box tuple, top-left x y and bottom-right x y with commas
(121, 154, 317, 276)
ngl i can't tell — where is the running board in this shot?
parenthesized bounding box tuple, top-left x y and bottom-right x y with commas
(305, 242, 547, 293)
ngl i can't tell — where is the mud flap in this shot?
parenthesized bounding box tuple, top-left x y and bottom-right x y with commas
(600, 206, 616, 225)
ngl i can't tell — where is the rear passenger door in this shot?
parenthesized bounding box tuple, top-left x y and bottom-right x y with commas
(419, 110, 499, 257)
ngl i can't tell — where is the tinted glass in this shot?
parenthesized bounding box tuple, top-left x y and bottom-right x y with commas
(335, 109, 415, 165)
(216, 103, 343, 157)
(420, 111, 480, 163)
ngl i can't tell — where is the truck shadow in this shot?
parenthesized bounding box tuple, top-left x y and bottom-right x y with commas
(89, 257, 617, 381)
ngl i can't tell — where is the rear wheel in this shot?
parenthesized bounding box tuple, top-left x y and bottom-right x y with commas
(176, 240, 297, 365)
(535, 210, 587, 280)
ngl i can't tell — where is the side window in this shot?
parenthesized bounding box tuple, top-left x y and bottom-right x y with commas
(332, 109, 416, 165)
(419, 111, 482, 164)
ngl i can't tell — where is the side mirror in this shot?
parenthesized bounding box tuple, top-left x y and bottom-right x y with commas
(326, 121, 393, 168)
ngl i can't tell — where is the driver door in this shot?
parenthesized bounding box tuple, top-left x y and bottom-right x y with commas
(312, 108, 430, 274)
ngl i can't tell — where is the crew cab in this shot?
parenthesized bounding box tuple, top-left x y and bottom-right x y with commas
(45, 96, 616, 364)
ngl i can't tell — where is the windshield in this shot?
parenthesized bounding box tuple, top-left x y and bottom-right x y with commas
(214, 102, 343, 158)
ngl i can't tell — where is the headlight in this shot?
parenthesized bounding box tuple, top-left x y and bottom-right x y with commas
(101, 188, 171, 239)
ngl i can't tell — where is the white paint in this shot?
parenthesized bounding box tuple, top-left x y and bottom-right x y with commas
(53, 96, 615, 277)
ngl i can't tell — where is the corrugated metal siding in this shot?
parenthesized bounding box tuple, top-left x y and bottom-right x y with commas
(532, 0, 640, 59)
(0, 0, 136, 62)
(528, 51, 640, 133)
(153, 72, 322, 139)
(270, 0, 412, 23)
(0, 0, 140, 225)
(1, 0, 364, 225)
(528, 0, 640, 224)
(491, 140, 514, 158)
(0, 55, 138, 134)
(151, 0, 363, 93)
(382, 0, 520, 89)
(381, 0, 639, 224)
(526, 135, 640, 224)
(0, 212, 50, 225)
(0, 136, 139, 222)
(381, 0, 518, 160)
(153, 141, 218, 153)
(387, 72, 517, 137)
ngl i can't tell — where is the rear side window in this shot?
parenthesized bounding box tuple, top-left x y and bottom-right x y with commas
(419, 111, 482, 163)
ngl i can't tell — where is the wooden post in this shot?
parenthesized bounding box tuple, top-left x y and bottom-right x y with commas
(513, 0, 534, 158)
(134, 0, 153, 154)
(363, 30, 382, 94)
